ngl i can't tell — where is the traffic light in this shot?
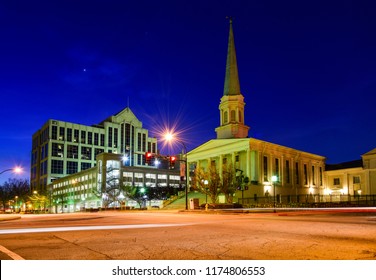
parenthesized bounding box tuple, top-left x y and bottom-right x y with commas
(145, 152, 152, 165)
(169, 156, 176, 169)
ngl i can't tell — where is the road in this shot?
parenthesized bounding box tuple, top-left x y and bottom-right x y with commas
(1, 209, 376, 260)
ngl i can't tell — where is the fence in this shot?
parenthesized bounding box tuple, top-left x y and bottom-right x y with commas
(238, 194, 376, 208)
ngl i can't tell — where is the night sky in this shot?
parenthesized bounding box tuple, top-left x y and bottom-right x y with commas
(1, 0, 376, 183)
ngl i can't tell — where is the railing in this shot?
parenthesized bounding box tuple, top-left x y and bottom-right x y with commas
(238, 194, 376, 208)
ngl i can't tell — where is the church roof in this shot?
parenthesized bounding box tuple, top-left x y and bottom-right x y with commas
(223, 18, 241, 96)
(325, 160, 363, 171)
(362, 147, 376, 156)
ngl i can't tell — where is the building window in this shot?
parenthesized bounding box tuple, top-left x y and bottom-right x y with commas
(94, 148, 104, 157)
(224, 111, 228, 124)
(67, 161, 78, 174)
(51, 126, 58, 140)
(67, 145, 78, 159)
(223, 157, 227, 164)
(235, 155, 239, 162)
(274, 158, 279, 178)
(94, 133, 99, 146)
(74, 129, 79, 142)
(114, 128, 118, 148)
(319, 167, 323, 186)
(81, 131, 86, 144)
(88, 132, 92, 145)
(100, 134, 105, 146)
(334, 178, 340, 185)
(137, 133, 142, 151)
(304, 164, 308, 185)
(59, 127, 65, 141)
(295, 162, 299, 184)
(81, 162, 91, 171)
(230, 110, 236, 122)
(51, 160, 63, 174)
(142, 134, 146, 152)
(67, 128, 72, 142)
(353, 176, 360, 184)
(52, 143, 64, 157)
(263, 156, 268, 181)
(81, 146, 92, 160)
(108, 127, 113, 147)
(285, 160, 290, 184)
(312, 166, 316, 185)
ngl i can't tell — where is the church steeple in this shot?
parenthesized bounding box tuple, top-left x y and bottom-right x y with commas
(223, 17, 241, 96)
(215, 18, 249, 139)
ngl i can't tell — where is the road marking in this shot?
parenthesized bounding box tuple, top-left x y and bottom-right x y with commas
(0, 245, 25, 260)
(0, 223, 193, 235)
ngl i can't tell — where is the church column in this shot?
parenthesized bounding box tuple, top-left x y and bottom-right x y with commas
(246, 148, 251, 178)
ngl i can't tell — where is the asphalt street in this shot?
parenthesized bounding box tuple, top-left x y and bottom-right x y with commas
(1, 210, 376, 260)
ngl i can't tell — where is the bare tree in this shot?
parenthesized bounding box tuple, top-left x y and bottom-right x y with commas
(221, 163, 237, 203)
(191, 165, 222, 203)
(0, 178, 30, 211)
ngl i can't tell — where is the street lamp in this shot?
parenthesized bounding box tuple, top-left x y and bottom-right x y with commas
(271, 175, 278, 213)
(164, 132, 189, 210)
(15, 196, 18, 213)
(0, 167, 23, 175)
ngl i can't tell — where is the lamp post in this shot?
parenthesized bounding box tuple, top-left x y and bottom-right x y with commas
(0, 167, 23, 175)
(15, 196, 18, 213)
(271, 175, 278, 213)
(164, 132, 189, 210)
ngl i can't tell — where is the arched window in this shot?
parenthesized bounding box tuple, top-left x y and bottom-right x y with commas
(230, 110, 236, 122)
(224, 111, 228, 124)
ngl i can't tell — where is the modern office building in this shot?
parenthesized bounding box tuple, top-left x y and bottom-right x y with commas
(48, 152, 183, 213)
(31, 107, 157, 193)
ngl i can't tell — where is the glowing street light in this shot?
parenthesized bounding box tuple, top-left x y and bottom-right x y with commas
(271, 175, 278, 213)
(0, 166, 23, 175)
(164, 132, 189, 210)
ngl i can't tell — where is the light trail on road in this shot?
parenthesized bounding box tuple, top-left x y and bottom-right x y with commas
(0, 223, 193, 235)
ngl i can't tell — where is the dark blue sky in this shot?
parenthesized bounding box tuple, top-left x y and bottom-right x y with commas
(1, 0, 376, 183)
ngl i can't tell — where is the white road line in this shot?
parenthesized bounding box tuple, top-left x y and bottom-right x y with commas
(0, 223, 192, 235)
(0, 245, 25, 260)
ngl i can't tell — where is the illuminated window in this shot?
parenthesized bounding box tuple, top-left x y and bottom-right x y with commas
(263, 156, 268, 181)
(285, 160, 290, 184)
(353, 176, 360, 184)
(333, 178, 340, 185)
(295, 162, 299, 184)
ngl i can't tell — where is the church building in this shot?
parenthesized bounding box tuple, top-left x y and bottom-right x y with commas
(187, 19, 327, 205)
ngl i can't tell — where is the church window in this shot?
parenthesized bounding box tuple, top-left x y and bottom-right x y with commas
(295, 162, 299, 184)
(239, 111, 242, 123)
(230, 110, 236, 122)
(304, 164, 308, 185)
(224, 111, 228, 124)
(285, 160, 290, 184)
(274, 158, 279, 178)
(353, 176, 360, 184)
(263, 156, 268, 181)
